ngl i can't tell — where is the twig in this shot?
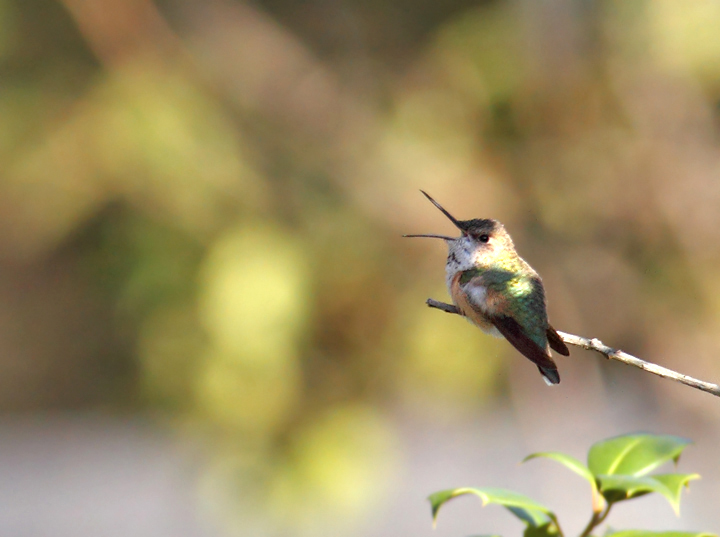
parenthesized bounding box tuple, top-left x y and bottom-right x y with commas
(426, 298, 720, 398)
(578, 504, 611, 537)
(426, 299, 462, 315)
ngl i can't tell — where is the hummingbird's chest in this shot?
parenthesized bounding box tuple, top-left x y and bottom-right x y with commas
(448, 271, 502, 337)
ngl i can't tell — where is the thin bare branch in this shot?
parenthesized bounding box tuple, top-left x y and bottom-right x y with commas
(426, 299, 462, 315)
(426, 298, 720, 398)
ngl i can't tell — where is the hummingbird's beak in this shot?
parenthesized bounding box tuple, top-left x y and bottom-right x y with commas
(402, 233, 455, 240)
(418, 190, 465, 233)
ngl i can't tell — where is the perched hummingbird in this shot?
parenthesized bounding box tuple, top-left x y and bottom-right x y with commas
(405, 191, 569, 385)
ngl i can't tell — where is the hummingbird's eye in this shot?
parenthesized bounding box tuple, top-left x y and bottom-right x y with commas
(478, 234, 490, 243)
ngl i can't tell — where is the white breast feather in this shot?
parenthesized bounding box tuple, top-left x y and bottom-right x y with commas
(466, 284, 487, 310)
(467, 282, 500, 315)
(463, 282, 502, 338)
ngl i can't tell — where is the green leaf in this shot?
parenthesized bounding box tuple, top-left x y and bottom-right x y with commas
(588, 434, 691, 477)
(652, 474, 700, 514)
(605, 530, 718, 537)
(428, 487, 556, 528)
(596, 473, 698, 515)
(505, 505, 551, 527)
(524, 452, 604, 511)
(597, 474, 668, 504)
(524, 522, 561, 537)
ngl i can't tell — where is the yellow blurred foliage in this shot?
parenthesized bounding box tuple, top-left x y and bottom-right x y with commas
(198, 224, 310, 359)
(5, 0, 720, 532)
(267, 404, 398, 534)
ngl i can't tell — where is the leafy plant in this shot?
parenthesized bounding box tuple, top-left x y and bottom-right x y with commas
(429, 433, 714, 537)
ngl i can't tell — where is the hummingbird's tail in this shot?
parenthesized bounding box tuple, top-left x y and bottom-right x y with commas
(539, 366, 560, 386)
(489, 314, 562, 385)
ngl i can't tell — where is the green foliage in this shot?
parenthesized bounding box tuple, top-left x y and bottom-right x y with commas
(588, 434, 691, 477)
(429, 488, 557, 530)
(595, 473, 699, 515)
(429, 433, 712, 537)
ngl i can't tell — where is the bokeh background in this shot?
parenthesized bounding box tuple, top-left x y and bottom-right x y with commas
(2, 0, 720, 535)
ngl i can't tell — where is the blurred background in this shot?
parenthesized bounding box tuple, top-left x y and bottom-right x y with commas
(1, 0, 720, 535)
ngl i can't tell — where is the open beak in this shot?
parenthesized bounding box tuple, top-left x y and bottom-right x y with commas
(403, 191, 463, 240)
(402, 233, 456, 240)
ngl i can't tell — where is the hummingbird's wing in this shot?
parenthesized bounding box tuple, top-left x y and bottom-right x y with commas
(546, 325, 570, 356)
(458, 270, 561, 384)
(490, 314, 561, 385)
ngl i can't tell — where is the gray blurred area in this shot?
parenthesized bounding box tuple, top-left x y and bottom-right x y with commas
(1, 0, 720, 535)
(0, 415, 212, 537)
(0, 399, 717, 536)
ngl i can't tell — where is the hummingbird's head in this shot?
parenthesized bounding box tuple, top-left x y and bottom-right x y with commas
(404, 191, 515, 271)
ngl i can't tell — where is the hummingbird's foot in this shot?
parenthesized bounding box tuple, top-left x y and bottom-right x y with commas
(426, 298, 463, 316)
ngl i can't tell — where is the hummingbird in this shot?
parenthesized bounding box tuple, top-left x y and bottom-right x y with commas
(405, 191, 569, 385)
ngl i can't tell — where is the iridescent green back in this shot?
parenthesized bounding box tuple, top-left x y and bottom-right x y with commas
(466, 255, 550, 351)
